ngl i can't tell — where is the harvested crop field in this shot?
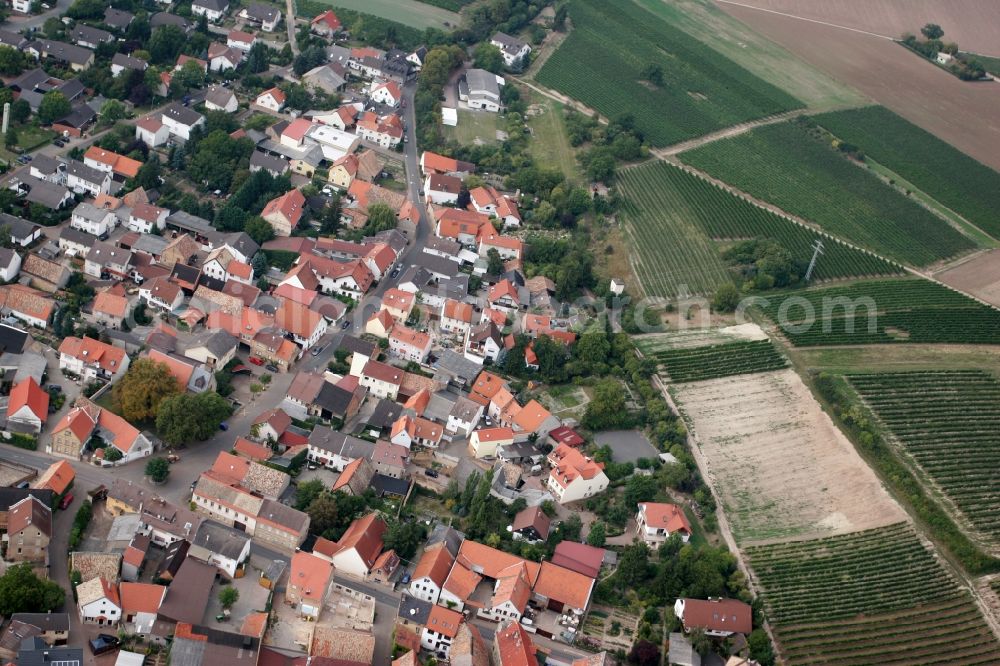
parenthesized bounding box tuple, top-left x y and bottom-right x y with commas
(671, 368, 906, 544)
(936, 250, 1000, 309)
(717, 0, 1000, 55)
(719, 1, 1000, 172)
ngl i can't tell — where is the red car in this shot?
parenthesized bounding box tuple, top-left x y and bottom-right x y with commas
(59, 493, 74, 510)
(248, 356, 264, 366)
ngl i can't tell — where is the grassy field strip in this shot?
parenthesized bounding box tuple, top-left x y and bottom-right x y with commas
(629, 0, 866, 110)
(536, 0, 801, 147)
(794, 346, 1000, 375)
(520, 87, 583, 184)
(747, 523, 1000, 665)
(679, 120, 977, 266)
(315, 0, 459, 29)
(848, 370, 1000, 547)
(634, 325, 768, 353)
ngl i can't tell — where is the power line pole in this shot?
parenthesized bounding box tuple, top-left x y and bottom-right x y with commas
(805, 239, 824, 282)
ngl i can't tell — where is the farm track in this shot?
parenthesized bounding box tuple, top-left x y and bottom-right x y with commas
(652, 108, 810, 156)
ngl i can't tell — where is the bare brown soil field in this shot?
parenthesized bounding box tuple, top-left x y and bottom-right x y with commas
(719, 1, 1000, 172)
(936, 250, 1000, 308)
(718, 0, 1000, 55)
(671, 368, 906, 545)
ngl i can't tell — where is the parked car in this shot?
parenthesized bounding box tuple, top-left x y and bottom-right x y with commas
(248, 356, 265, 366)
(265, 364, 279, 372)
(59, 493, 74, 510)
(89, 634, 119, 656)
(341, 320, 351, 329)
(424, 469, 439, 478)
(310, 345, 324, 356)
(219, 423, 229, 431)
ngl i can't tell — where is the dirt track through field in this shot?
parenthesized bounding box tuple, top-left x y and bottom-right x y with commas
(718, 1, 1000, 172)
(672, 368, 907, 545)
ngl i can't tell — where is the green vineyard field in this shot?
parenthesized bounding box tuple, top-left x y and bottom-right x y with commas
(813, 106, 1000, 239)
(679, 121, 977, 266)
(848, 370, 1000, 545)
(535, 0, 801, 147)
(619, 162, 902, 297)
(748, 523, 1000, 665)
(756, 278, 1000, 346)
(654, 340, 786, 382)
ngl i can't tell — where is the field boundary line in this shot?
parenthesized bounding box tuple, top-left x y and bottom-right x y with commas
(652, 108, 809, 156)
(714, 0, 896, 41)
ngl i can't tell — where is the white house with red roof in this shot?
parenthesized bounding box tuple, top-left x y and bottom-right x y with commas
(424, 173, 463, 205)
(286, 551, 334, 618)
(310, 9, 341, 37)
(255, 87, 286, 112)
(203, 247, 253, 285)
(319, 513, 387, 579)
(421, 605, 463, 659)
(77, 577, 121, 626)
(546, 444, 609, 504)
(357, 359, 403, 400)
(280, 118, 314, 148)
(226, 29, 257, 51)
(58, 336, 130, 382)
(470, 186, 521, 227)
(674, 598, 752, 638)
(262, 189, 305, 236)
(128, 203, 168, 233)
(6, 377, 49, 433)
(636, 502, 692, 546)
(440, 299, 474, 336)
(208, 42, 243, 72)
(388, 325, 431, 363)
(275, 300, 327, 350)
(135, 115, 169, 147)
(363, 242, 397, 281)
(369, 80, 402, 107)
(420, 151, 476, 178)
(478, 233, 523, 261)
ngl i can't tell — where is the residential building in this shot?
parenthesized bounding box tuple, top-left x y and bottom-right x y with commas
(92, 290, 132, 330)
(188, 520, 251, 577)
(71, 202, 117, 237)
(469, 427, 513, 458)
(492, 621, 538, 666)
(510, 506, 550, 543)
(322, 513, 387, 579)
(226, 29, 256, 52)
(275, 299, 327, 350)
(420, 151, 475, 178)
(441, 299, 474, 336)
(255, 87, 286, 112)
(66, 160, 111, 197)
(261, 189, 305, 236)
(286, 551, 333, 618)
(424, 173, 462, 205)
(310, 9, 341, 36)
(83, 146, 141, 181)
(381, 288, 415, 321)
(447, 396, 483, 436)
(6, 377, 49, 433)
(546, 445, 609, 504)
(83, 242, 132, 281)
(135, 115, 169, 147)
(673, 598, 752, 638)
(119, 583, 166, 636)
(357, 359, 403, 400)
(191, 0, 229, 22)
(139, 276, 184, 311)
(6, 495, 51, 564)
(128, 203, 169, 233)
(306, 425, 373, 471)
(77, 578, 121, 626)
(200, 82, 237, 112)
(490, 32, 531, 68)
(637, 502, 692, 546)
(372, 440, 409, 479)
(208, 42, 242, 72)
(388, 325, 431, 363)
(58, 336, 130, 382)
(161, 103, 205, 141)
(370, 80, 402, 107)
(409, 542, 453, 604)
(421, 605, 463, 659)
(240, 3, 281, 31)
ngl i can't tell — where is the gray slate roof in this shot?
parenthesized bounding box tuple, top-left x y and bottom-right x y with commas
(307, 424, 373, 459)
(192, 520, 250, 559)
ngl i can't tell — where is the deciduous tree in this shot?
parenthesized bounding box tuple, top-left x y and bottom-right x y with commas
(0, 564, 65, 616)
(114, 358, 182, 422)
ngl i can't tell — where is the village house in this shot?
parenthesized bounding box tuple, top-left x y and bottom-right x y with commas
(58, 336, 130, 382)
(637, 502, 692, 546)
(306, 425, 373, 471)
(490, 32, 532, 68)
(208, 43, 243, 72)
(255, 87, 286, 112)
(469, 427, 514, 458)
(191, 0, 229, 22)
(128, 203, 169, 233)
(372, 439, 409, 479)
(310, 9, 341, 36)
(65, 161, 111, 197)
(161, 103, 205, 141)
(286, 551, 333, 618)
(388, 325, 431, 363)
(119, 583, 166, 637)
(424, 173, 463, 205)
(421, 605, 463, 659)
(546, 445, 609, 504)
(261, 189, 305, 236)
(370, 80, 403, 107)
(420, 151, 475, 178)
(317, 513, 387, 579)
(70, 203, 117, 237)
(409, 542, 454, 604)
(0, 249, 20, 284)
(510, 506, 550, 543)
(84, 243, 132, 281)
(471, 186, 521, 227)
(6, 377, 49, 434)
(5, 495, 51, 564)
(77, 578, 121, 626)
(139, 276, 184, 312)
(357, 359, 403, 400)
(226, 29, 256, 52)
(674, 598, 752, 638)
(188, 520, 251, 577)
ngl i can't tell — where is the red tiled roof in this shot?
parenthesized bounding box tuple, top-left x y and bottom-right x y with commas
(679, 598, 752, 635)
(494, 621, 538, 666)
(148, 349, 194, 391)
(551, 541, 605, 579)
(333, 513, 386, 569)
(533, 561, 594, 611)
(53, 406, 96, 444)
(639, 502, 692, 535)
(412, 543, 453, 587)
(425, 605, 462, 639)
(234, 437, 273, 462)
(119, 582, 166, 614)
(36, 460, 74, 495)
(262, 189, 305, 227)
(290, 551, 333, 603)
(58, 336, 127, 374)
(311, 10, 341, 30)
(283, 118, 313, 142)
(362, 359, 403, 386)
(8, 377, 48, 422)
